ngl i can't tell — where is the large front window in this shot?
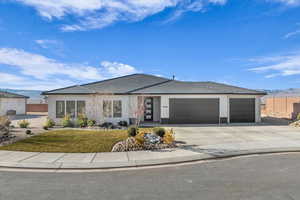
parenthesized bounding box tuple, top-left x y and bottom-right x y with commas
(103, 100, 112, 118)
(56, 100, 86, 118)
(103, 100, 122, 118)
(77, 101, 86, 116)
(56, 101, 65, 118)
(113, 100, 122, 118)
(66, 101, 76, 118)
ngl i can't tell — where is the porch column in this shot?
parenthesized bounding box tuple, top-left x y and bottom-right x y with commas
(160, 96, 169, 124)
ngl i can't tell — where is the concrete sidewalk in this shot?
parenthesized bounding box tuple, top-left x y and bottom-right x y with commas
(1, 140, 300, 170)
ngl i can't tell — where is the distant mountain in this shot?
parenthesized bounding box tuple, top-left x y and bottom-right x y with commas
(0, 89, 43, 100)
(263, 88, 300, 96)
(260, 88, 300, 104)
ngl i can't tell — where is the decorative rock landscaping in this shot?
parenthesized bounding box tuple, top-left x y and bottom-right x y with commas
(111, 129, 177, 152)
(289, 120, 300, 127)
(111, 137, 176, 152)
(0, 117, 16, 144)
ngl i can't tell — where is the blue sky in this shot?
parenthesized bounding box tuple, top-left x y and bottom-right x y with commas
(0, 0, 300, 90)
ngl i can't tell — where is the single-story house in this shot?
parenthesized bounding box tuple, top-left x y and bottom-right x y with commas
(0, 91, 29, 116)
(42, 74, 266, 124)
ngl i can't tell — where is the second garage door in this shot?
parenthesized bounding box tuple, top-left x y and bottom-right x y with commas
(169, 98, 220, 124)
(230, 98, 255, 123)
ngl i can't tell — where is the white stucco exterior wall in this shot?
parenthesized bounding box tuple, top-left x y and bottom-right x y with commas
(47, 95, 138, 124)
(0, 98, 27, 116)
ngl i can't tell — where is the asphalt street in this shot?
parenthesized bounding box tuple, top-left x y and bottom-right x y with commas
(1, 153, 300, 200)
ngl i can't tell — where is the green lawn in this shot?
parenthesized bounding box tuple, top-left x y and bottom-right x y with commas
(0, 129, 129, 153)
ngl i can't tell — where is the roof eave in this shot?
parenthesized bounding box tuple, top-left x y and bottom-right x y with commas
(42, 92, 267, 96)
(131, 92, 267, 95)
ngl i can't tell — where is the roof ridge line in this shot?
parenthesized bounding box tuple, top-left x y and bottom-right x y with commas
(42, 74, 143, 95)
(42, 74, 170, 95)
(127, 80, 173, 93)
(79, 73, 144, 87)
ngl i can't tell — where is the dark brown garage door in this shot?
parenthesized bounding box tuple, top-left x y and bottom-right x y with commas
(230, 98, 255, 123)
(169, 98, 220, 124)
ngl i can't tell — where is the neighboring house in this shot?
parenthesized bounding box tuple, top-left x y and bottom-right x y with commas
(42, 74, 266, 124)
(261, 96, 300, 120)
(0, 91, 29, 116)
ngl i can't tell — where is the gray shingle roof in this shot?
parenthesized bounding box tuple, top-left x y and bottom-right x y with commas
(0, 91, 29, 98)
(131, 80, 265, 94)
(42, 74, 266, 95)
(42, 74, 169, 95)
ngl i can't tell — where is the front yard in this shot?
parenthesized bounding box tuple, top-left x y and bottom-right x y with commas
(0, 129, 129, 153)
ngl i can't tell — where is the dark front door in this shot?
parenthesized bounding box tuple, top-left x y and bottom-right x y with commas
(230, 98, 255, 123)
(144, 97, 153, 121)
(169, 98, 220, 124)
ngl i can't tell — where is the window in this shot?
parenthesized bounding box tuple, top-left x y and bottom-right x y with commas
(103, 100, 122, 118)
(66, 101, 76, 118)
(103, 100, 112, 118)
(113, 100, 122, 118)
(77, 101, 86, 116)
(56, 101, 65, 118)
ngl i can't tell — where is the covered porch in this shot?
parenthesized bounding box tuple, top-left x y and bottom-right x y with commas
(137, 96, 161, 124)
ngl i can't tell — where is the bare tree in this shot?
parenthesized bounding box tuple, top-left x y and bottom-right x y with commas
(135, 96, 146, 127)
(128, 96, 146, 127)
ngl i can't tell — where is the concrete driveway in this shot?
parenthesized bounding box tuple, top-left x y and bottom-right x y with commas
(9, 112, 47, 128)
(173, 125, 300, 146)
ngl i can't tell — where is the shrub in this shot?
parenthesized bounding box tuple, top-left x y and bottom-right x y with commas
(18, 120, 30, 128)
(43, 126, 48, 130)
(100, 122, 114, 129)
(127, 126, 138, 137)
(76, 114, 88, 128)
(153, 127, 166, 137)
(0, 116, 11, 127)
(118, 121, 128, 127)
(135, 131, 146, 145)
(61, 115, 73, 128)
(163, 129, 175, 144)
(44, 118, 55, 128)
(25, 130, 32, 135)
(297, 113, 300, 121)
(87, 119, 96, 127)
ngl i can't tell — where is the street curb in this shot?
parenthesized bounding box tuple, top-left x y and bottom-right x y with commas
(0, 148, 300, 171)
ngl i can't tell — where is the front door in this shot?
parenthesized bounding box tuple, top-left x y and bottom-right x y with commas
(144, 97, 153, 121)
